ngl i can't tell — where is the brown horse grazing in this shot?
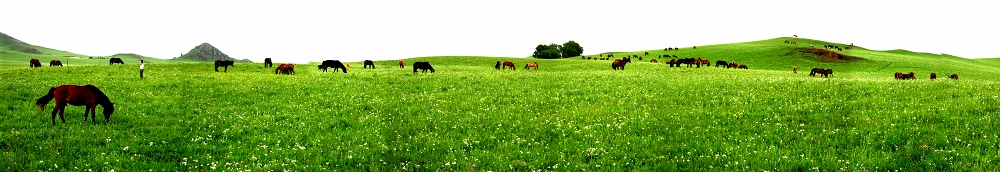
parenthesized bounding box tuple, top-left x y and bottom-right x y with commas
(275, 64, 295, 75)
(650, 59, 657, 63)
(502, 61, 516, 70)
(494, 61, 502, 70)
(930, 73, 937, 79)
(413, 62, 435, 73)
(612, 58, 631, 70)
(793, 66, 798, 74)
(399, 60, 405, 68)
(810, 68, 823, 77)
(949, 74, 958, 80)
(524, 62, 539, 70)
(109, 58, 125, 65)
(264, 58, 273, 68)
(896, 72, 916, 80)
(30, 58, 42, 68)
(35, 85, 115, 124)
(644, 52, 649, 55)
(738, 64, 748, 69)
(824, 69, 832, 77)
(363, 60, 375, 69)
(50, 60, 63, 67)
(728, 61, 739, 69)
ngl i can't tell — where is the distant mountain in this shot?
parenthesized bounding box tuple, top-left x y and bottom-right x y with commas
(174, 43, 241, 61)
(0, 32, 42, 54)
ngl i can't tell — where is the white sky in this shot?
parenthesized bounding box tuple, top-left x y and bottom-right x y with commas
(4, 0, 998, 63)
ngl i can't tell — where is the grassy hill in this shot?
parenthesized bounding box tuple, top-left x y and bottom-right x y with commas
(3, 51, 1000, 171)
(0, 32, 202, 69)
(173, 43, 245, 62)
(2, 36, 1000, 170)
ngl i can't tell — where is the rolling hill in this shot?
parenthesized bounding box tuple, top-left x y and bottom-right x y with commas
(0, 32, 201, 68)
(173, 43, 247, 62)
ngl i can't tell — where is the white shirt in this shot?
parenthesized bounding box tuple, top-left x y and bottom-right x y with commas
(140, 63, 145, 70)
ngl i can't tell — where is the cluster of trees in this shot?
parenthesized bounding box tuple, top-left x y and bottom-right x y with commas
(532, 41, 583, 59)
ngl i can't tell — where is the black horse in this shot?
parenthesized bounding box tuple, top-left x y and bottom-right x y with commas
(413, 62, 435, 73)
(363, 60, 375, 69)
(318, 60, 347, 73)
(715, 60, 728, 68)
(215, 60, 235, 72)
(264, 58, 273, 68)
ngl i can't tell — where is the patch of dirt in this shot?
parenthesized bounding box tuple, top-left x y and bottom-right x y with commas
(785, 48, 863, 62)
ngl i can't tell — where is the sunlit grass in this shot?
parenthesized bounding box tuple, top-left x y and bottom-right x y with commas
(2, 54, 999, 171)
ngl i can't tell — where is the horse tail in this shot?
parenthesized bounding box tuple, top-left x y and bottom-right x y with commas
(35, 87, 56, 112)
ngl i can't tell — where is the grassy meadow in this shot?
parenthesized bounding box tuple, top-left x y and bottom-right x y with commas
(2, 38, 1000, 171)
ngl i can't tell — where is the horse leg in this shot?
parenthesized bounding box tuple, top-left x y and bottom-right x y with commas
(57, 103, 67, 124)
(90, 105, 98, 123)
(83, 105, 90, 122)
(51, 104, 61, 124)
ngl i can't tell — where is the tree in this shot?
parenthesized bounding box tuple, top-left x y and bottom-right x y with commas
(561, 41, 583, 58)
(532, 44, 562, 59)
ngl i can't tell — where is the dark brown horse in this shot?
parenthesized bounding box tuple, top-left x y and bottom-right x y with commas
(930, 73, 937, 79)
(30, 58, 42, 68)
(524, 62, 538, 70)
(612, 58, 631, 70)
(810, 68, 825, 77)
(264, 58, 273, 68)
(35, 85, 115, 124)
(738, 64, 748, 69)
(502, 61, 516, 70)
(650, 59, 657, 63)
(363, 60, 375, 69)
(109, 58, 125, 65)
(896, 72, 916, 80)
(413, 62, 435, 73)
(275, 64, 294, 75)
(399, 60, 405, 68)
(50, 60, 63, 67)
(895, 72, 905, 80)
(949, 74, 958, 80)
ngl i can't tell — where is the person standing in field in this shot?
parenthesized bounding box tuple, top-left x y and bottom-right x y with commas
(140, 60, 145, 79)
(793, 66, 798, 74)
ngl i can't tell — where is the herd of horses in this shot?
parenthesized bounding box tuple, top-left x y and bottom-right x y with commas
(895, 72, 957, 80)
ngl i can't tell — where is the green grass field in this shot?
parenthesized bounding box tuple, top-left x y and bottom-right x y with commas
(2, 38, 1000, 171)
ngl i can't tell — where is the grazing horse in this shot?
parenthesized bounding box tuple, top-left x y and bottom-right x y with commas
(524, 62, 539, 70)
(696, 58, 711, 67)
(30, 58, 42, 68)
(109, 58, 125, 65)
(930, 73, 937, 79)
(494, 61, 502, 70)
(644, 52, 649, 55)
(35, 85, 115, 124)
(650, 59, 657, 63)
(612, 58, 631, 70)
(676, 58, 697, 67)
(264, 58, 273, 68)
(896, 72, 916, 80)
(214, 60, 235, 72)
(501, 61, 516, 70)
(50, 60, 63, 67)
(363, 60, 375, 69)
(785, 40, 790, 44)
(810, 68, 825, 77)
(738, 64, 748, 69)
(413, 62, 435, 73)
(275, 64, 295, 75)
(729, 61, 739, 69)
(949, 74, 958, 80)
(715, 60, 729, 68)
(318, 60, 347, 73)
(399, 60, 405, 68)
(668, 59, 677, 67)
(810, 68, 831, 77)
(793, 66, 798, 74)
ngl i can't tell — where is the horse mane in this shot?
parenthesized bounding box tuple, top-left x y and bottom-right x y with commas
(85, 85, 111, 104)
